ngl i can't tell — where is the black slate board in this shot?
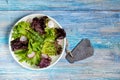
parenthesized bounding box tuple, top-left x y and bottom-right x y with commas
(66, 39, 94, 63)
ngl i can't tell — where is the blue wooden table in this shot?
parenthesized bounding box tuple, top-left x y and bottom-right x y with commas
(0, 0, 120, 80)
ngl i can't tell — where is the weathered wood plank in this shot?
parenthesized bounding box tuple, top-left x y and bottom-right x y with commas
(0, 0, 120, 11)
(0, 11, 120, 79)
(0, 0, 8, 10)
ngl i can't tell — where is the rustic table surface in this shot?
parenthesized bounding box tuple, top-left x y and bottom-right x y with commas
(0, 0, 120, 80)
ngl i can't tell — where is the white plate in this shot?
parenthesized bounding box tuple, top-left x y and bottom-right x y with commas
(9, 14, 66, 70)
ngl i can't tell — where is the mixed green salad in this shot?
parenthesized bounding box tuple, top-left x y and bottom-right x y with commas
(11, 16, 66, 68)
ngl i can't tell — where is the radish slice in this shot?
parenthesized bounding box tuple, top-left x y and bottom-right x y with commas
(20, 36, 27, 41)
(48, 20, 54, 28)
(41, 54, 48, 58)
(57, 39, 63, 45)
(27, 52, 35, 58)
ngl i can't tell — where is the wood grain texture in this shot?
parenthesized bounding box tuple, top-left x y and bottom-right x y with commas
(0, 0, 120, 80)
(0, 11, 120, 80)
(0, 0, 120, 11)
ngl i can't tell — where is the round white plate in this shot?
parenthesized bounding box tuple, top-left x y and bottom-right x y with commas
(9, 13, 66, 70)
